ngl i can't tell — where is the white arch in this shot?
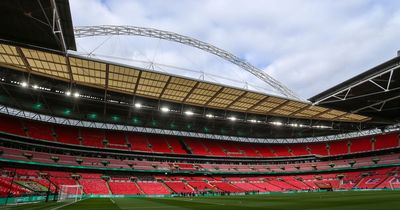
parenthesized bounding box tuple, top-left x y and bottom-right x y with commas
(74, 25, 303, 101)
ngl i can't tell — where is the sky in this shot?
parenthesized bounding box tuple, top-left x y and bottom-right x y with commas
(69, 0, 400, 99)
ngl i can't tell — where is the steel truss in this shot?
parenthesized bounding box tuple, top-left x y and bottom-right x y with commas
(0, 105, 398, 144)
(50, 0, 67, 52)
(73, 25, 302, 101)
(314, 62, 400, 113)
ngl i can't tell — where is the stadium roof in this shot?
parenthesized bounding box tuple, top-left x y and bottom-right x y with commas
(0, 0, 76, 51)
(0, 43, 369, 123)
(311, 54, 400, 124)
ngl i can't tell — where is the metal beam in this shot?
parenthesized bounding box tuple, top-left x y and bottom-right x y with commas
(74, 25, 302, 101)
(353, 94, 400, 113)
(314, 64, 400, 105)
(50, 0, 67, 52)
(65, 56, 74, 86)
(103, 64, 109, 116)
(158, 76, 172, 99)
(15, 47, 32, 83)
(128, 70, 142, 118)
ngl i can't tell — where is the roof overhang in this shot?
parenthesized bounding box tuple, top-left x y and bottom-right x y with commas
(0, 42, 369, 123)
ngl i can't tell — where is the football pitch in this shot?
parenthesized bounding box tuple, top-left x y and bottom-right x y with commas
(2, 191, 400, 210)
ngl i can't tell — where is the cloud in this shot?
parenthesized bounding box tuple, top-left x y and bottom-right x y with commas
(69, 0, 400, 99)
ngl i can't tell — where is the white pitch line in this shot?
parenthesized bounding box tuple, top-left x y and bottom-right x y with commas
(174, 198, 226, 206)
(51, 198, 87, 210)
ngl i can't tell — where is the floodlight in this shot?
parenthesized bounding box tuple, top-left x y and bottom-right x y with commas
(228, 116, 237, 121)
(184, 110, 194, 116)
(206, 114, 214, 118)
(134, 103, 142, 108)
(271, 121, 283, 126)
(160, 107, 170, 112)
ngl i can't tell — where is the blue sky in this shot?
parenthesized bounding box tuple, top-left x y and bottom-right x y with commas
(69, 0, 400, 99)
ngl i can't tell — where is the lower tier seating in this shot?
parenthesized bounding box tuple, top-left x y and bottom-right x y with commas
(108, 180, 142, 195)
(136, 182, 171, 195)
(0, 166, 399, 197)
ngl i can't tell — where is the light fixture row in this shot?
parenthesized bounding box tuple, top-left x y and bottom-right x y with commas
(16, 81, 331, 129)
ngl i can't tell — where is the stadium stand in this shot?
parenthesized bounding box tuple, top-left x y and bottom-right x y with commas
(1, 115, 398, 159)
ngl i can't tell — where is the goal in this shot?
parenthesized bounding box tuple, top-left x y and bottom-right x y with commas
(57, 185, 84, 202)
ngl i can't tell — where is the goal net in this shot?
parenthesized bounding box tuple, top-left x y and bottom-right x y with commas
(57, 185, 84, 202)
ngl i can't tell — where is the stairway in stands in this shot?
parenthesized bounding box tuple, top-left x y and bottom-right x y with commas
(179, 138, 193, 154)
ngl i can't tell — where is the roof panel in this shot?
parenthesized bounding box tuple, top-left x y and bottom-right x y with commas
(0, 44, 25, 69)
(69, 57, 106, 86)
(22, 48, 70, 80)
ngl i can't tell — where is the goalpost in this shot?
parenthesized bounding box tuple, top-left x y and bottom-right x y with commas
(57, 185, 84, 203)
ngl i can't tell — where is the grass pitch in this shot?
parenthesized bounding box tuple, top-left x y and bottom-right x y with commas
(2, 191, 400, 210)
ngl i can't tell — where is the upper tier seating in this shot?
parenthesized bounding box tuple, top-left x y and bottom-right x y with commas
(128, 134, 151, 152)
(202, 140, 226, 156)
(147, 136, 172, 153)
(106, 132, 128, 150)
(54, 126, 80, 145)
(270, 145, 291, 157)
(0, 115, 25, 136)
(375, 133, 399, 150)
(308, 143, 328, 156)
(329, 140, 348, 155)
(25, 120, 55, 141)
(256, 145, 275, 157)
(289, 144, 309, 156)
(0, 114, 398, 158)
(81, 128, 104, 148)
(184, 138, 211, 155)
(350, 137, 372, 153)
(165, 137, 187, 154)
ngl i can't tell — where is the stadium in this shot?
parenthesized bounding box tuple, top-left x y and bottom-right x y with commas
(0, 0, 399, 209)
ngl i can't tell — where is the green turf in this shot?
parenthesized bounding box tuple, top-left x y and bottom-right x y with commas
(2, 191, 400, 210)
